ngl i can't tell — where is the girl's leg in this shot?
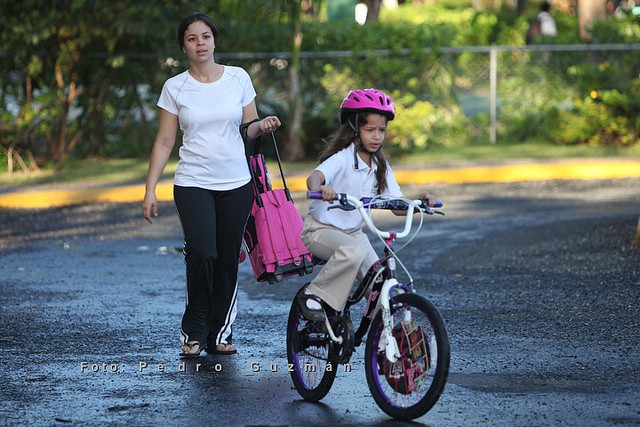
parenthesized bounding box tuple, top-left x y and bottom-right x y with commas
(352, 230, 378, 280)
(174, 185, 218, 347)
(301, 216, 369, 312)
(207, 182, 253, 349)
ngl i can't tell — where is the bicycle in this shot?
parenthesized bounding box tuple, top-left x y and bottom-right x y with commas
(286, 191, 450, 421)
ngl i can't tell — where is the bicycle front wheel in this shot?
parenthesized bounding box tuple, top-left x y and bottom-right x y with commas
(365, 293, 450, 421)
(286, 292, 337, 401)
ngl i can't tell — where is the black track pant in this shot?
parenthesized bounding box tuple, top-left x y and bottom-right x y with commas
(174, 182, 253, 348)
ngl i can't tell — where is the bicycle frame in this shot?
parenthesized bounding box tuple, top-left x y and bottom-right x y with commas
(307, 192, 443, 363)
(289, 192, 450, 419)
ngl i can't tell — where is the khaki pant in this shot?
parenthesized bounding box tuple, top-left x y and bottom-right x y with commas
(301, 214, 378, 311)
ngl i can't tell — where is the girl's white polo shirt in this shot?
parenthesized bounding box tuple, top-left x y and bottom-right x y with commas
(309, 144, 402, 230)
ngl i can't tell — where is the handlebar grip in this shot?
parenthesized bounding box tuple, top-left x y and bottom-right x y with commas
(307, 191, 323, 200)
(307, 191, 341, 201)
(418, 199, 444, 209)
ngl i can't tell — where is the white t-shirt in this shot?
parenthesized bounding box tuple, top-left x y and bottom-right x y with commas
(537, 11, 557, 37)
(157, 66, 257, 191)
(309, 143, 403, 230)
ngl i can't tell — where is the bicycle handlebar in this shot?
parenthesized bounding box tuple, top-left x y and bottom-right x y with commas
(360, 197, 444, 210)
(306, 191, 444, 240)
(307, 191, 443, 210)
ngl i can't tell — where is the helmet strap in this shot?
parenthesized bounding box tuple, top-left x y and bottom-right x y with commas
(348, 115, 361, 169)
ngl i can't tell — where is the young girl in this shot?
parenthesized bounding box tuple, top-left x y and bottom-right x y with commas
(299, 88, 432, 320)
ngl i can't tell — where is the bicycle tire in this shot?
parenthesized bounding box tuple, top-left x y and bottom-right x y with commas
(286, 293, 338, 401)
(364, 293, 450, 420)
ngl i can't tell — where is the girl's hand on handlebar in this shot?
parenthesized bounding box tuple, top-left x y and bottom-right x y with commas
(318, 185, 337, 203)
(418, 192, 435, 207)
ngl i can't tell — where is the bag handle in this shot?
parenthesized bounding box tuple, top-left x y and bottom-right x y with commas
(240, 118, 265, 207)
(253, 132, 293, 202)
(240, 118, 261, 143)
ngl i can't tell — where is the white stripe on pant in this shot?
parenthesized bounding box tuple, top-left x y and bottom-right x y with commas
(174, 183, 253, 348)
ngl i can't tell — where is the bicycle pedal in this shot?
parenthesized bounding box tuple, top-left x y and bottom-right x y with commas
(329, 316, 355, 364)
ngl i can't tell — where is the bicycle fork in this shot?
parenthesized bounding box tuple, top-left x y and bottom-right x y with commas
(378, 278, 402, 363)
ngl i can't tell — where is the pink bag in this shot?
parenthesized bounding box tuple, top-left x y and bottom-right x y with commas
(243, 134, 313, 284)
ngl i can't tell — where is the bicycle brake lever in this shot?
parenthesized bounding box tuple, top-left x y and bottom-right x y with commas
(422, 208, 445, 216)
(327, 204, 356, 211)
(327, 193, 356, 211)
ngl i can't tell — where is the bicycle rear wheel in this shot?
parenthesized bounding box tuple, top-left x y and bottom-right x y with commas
(286, 292, 337, 401)
(365, 293, 450, 420)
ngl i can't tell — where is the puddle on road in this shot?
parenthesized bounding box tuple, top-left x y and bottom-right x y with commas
(136, 245, 182, 255)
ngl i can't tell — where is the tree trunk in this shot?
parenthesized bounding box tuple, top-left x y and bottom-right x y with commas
(50, 61, 84, 162)
(366, 0, 383, 21)
(554, 0, 574, 14)
(282, 2, 306, 161)
(284, 56, 305, 161)
(578, 0, 607, 42)
(50, 61, 70, 162)
(67, 74, 112, 154)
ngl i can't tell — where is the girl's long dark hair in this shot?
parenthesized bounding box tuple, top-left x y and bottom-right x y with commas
(319, 112, 389, 194)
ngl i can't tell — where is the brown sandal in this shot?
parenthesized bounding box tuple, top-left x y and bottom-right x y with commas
(213, 343, 237, 355)
(179, 341, 205, 358)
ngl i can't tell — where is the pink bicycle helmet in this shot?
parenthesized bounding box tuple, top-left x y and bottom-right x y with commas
(339, 88, 395, 124)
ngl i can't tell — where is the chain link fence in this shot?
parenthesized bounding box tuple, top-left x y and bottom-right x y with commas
(221, 43, 640, 147)
(2, 43, 639, 168)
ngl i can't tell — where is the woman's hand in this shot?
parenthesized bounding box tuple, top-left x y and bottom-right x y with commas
(259, 116, 281, 134)
(142, 192, 158, 224)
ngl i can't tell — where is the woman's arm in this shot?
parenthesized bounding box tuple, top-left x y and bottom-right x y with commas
(241, 100, 281, 139)
(142, 109, 179, 223)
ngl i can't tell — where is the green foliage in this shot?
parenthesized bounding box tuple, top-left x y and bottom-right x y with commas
(0, 0, 194, 165)
(591, 13, 640, 43)
(390, 100, 471, 154)
(550, 92, 640, 147)
(500, 58, 640, 147)
(2, 0, 640, 170)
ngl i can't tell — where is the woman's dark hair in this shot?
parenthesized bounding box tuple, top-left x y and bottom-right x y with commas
(319, 112, 390, 194)
(177, 13, 219, 50)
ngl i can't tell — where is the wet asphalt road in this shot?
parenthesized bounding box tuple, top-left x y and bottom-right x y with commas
(1, 178, 639, 426)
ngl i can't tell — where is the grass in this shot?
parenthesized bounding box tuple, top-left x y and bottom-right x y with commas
(393, 141, 640, 164)
(0, 158, 176, 188)
(1, 142, 639, 188)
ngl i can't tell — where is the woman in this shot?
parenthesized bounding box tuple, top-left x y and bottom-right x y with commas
(142, 12, 281, 357)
